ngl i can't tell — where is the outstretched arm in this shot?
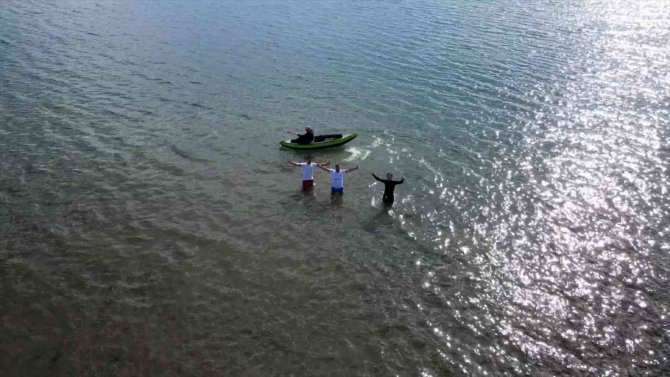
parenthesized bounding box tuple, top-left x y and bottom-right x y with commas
(397, 177, 405, 184)
(288, 160, 302, 167)
(318, 162, 330, 167)
(318, 165, 331, 172)
(345, 165, 359, 173)
(287, 131, 299, 135)
(371, 173, 382, 182)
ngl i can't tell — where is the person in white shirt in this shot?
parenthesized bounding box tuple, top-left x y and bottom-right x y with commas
(318, 164, 358, 194)
(288, 157, 329, 190)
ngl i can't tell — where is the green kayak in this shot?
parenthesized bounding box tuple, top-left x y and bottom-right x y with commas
(280, 133, 357, 150)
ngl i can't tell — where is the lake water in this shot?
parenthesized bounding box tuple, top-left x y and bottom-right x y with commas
(1, 0, 669, 375)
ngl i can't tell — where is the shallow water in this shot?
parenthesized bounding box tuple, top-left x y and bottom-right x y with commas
(1, 0, 669, 375)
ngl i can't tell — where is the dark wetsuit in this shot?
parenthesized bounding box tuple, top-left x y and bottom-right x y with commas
(372, 174, 404, 204)
(291, 132, 315, 144)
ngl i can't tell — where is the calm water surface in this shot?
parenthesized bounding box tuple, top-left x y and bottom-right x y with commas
(1, 0, 669, 376)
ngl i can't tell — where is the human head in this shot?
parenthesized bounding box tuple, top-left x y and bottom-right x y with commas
(306, 155, 313, 163)
(335, 164, 340, 172)
(306, 127, 314, 134)
(386, 173, 393, 180)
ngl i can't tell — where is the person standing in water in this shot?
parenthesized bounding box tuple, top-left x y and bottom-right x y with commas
(288, 157, 329, 190)
(319, 164, 358, 194)
(371, 172, 404, 205)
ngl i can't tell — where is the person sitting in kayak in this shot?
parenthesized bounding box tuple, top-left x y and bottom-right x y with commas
(372, 172, 404, 205)
(319, 164, 358, 194)
(288, 156, 329, 190)
(287, 127, 315, 144)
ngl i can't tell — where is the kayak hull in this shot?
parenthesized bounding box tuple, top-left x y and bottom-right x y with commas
(280, 133, 357, 150)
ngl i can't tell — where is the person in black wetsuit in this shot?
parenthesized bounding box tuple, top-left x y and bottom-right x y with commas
(288, 127, 315, 144)
(372, 173, 404, 205)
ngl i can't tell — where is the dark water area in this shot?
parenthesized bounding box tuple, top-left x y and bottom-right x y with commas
(1, 0, 669, 375)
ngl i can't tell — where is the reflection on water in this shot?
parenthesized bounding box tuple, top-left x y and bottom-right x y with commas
(404, 2, 670, 374)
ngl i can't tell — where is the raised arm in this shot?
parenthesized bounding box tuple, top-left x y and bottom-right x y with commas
(287, 131, 299, 135)
(371, 173, 383, 182)
(318, 162, 330, 167)
(396, 177, 405, 184)
(345, 165, 359, 173)
(317, 165, 331, 172)
(288, 160, 302, 167)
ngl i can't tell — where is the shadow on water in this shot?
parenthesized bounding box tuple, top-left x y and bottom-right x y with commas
(361, 205, 396, 235)
(329, 192, 343, 207)
(288, 188, 316, 202)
